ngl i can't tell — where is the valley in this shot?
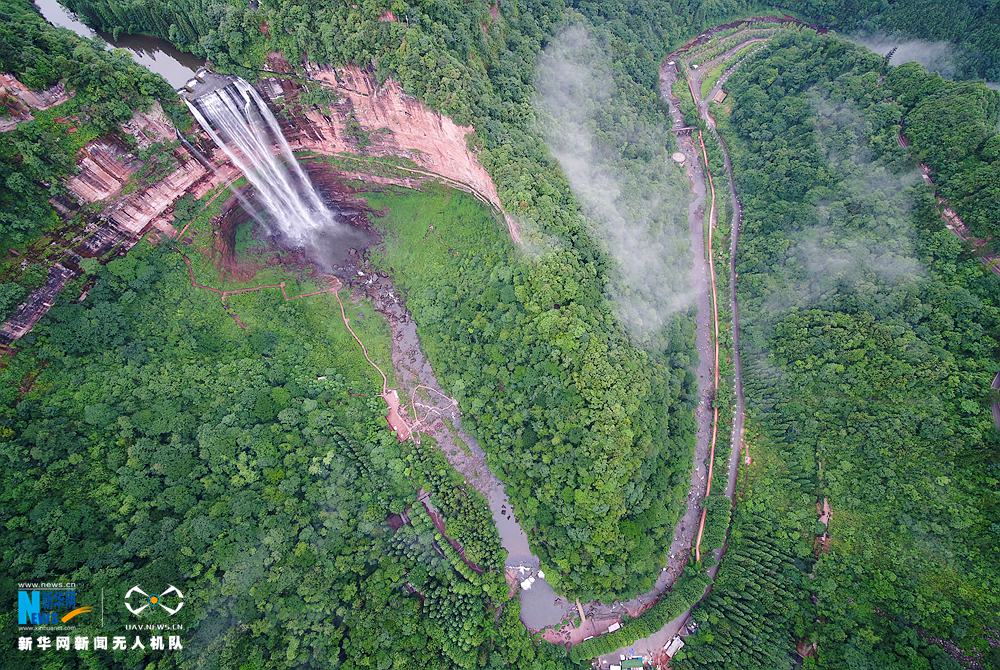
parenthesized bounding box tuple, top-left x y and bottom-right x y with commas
(1, 2, 997, 670)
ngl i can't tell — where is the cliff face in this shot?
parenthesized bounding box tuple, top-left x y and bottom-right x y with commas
(121, 101, 176, 149)
(5, 65, 515, 344)
(65, 104, 237, 237)
(66, 140, 136, 203)
(0, 264, 75, 342)
(0, 73, 69, 132)
(271, 64, 518, 240)
(62, 65, 515, 249)
(2, 111, 237, 344)
(106, 147, 238, 237)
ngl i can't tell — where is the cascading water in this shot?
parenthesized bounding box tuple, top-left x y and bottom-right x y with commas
(185, 77, 345, 247)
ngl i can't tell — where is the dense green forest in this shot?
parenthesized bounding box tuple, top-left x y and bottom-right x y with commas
(887, 63, 1000, 245)
(364, 180, 695, 598)
(0, 0, 174, 252)
(0, 0, 680, 600)
(0, 227, 575, 669)
(675, 31, 999, 670)
(4, 0, 1000, 666)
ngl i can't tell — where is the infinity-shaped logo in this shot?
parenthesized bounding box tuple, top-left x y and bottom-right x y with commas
(124, 585, 185, 616)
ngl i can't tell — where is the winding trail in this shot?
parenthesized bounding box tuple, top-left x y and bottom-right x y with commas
(700, 60, 751, 472)
(692, 128, 721, 564)
(685, 26, 757, 534)
(179, 253, 336, 302)
(896, 132, 1000, 278)
(333, 286, 389, 394)
(334, 22, 770, 664)
(688, 35, 755, 476)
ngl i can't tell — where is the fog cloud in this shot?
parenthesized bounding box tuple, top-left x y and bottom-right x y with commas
(761, 92, 923, 317)
(534, 23, 693, 344)
(847, 33, 959, 78)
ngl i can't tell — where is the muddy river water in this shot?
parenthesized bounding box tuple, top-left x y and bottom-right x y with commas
(356, 268, 573, 629)
(34, 0, 203, 88)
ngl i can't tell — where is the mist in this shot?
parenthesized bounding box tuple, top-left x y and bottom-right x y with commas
(533, 23, 693, 345)
(846, 33, 959, 78)
(760, 92, 923, 318)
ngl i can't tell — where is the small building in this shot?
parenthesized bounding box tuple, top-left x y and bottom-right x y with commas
(607, 622, 621, 633)
(672, 152, 686, 164)
(713, 89, 727, 104)
(664, 635, 685, 657)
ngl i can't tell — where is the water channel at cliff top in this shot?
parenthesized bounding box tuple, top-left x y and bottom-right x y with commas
(34, 0, 203, 88)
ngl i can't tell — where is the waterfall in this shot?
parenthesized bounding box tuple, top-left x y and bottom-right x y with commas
(185, 78, 342, 246)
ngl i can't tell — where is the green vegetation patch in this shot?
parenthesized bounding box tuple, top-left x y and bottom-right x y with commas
(887, 63, 1000, 245)
(0, 0, 176, 254)
(0, 198, 572, 668)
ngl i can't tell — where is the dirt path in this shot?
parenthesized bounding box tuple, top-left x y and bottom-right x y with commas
(332, 286, 388, 394)
(692, 128, 721, 564)
(419, 491, 486, 574)
(686, 23, 756, 545)
(688, 48, 753, 475)
(536, 39, 729, 652)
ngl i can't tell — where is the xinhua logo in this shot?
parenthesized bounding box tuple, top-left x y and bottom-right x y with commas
(125, 585, 184, 616)
(18, 588, 93, 625)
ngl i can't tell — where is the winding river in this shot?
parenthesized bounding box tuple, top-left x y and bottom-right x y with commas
(33, 0, 202, 87)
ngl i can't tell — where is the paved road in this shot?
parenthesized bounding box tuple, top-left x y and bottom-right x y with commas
(694, 36, 758, 479)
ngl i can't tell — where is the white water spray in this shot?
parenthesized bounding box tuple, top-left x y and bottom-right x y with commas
(185, 78, 342, 245)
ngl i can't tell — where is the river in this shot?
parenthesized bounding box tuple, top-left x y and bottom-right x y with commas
(33, 0, 203, 88)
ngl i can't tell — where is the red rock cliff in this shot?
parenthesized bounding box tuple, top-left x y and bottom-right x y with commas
(276, 64, 518, 241)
